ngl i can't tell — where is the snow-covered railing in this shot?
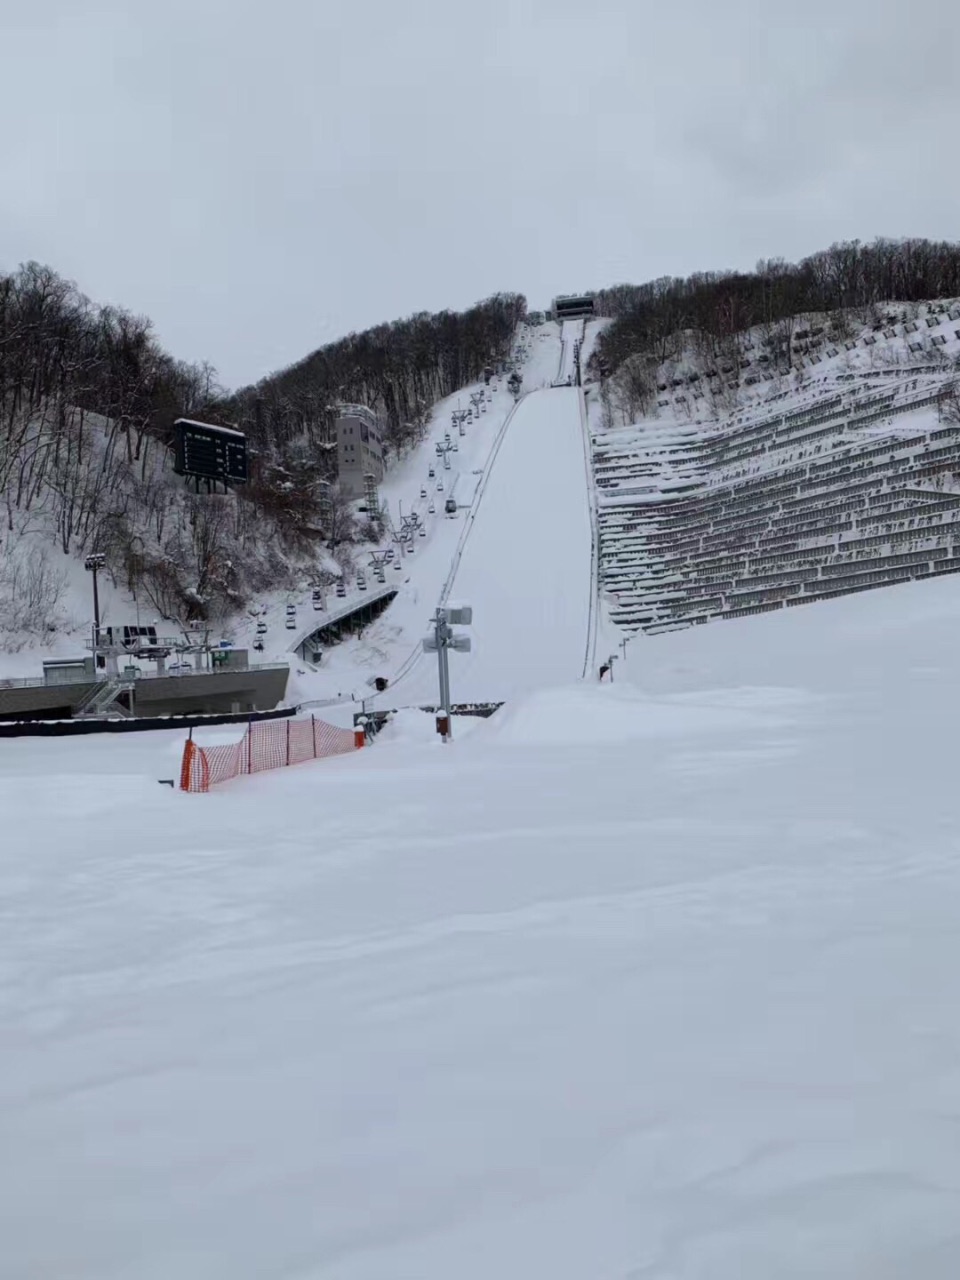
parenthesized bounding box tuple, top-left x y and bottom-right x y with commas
(0, 661, 288, 693)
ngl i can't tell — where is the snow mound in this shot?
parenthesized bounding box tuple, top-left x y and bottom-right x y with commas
(489, 681, 799, 747)
(376, 707, 487, 745)
(375, 707, 441, 744)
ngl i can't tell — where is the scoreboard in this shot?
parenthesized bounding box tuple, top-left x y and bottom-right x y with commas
(174, 418, 248, 485)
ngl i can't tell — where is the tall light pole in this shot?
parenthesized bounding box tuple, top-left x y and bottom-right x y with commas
(422, 605, 472, 742)
(129, 534, 144, 632)
(85, 552, 106, 669)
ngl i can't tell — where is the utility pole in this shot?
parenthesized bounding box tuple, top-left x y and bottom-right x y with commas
(85, 552, 106, 671)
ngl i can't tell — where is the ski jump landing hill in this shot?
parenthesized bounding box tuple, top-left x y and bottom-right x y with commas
(381, 319, 599, 706)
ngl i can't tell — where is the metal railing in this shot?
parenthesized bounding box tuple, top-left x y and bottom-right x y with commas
(0, 661, 289, 693)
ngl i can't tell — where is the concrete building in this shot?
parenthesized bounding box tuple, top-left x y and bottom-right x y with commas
(336, 405, 385, 499)
(551, 294, 596, 321)
(0, 656, 289, 721)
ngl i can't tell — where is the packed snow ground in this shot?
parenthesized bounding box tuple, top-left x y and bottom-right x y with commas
(5, 573, 960, 1277)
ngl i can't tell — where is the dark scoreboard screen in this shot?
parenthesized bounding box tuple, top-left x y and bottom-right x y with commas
(174, 418, 248, 485)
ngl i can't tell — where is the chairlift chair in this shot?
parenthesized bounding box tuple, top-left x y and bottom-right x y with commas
(428, 466, 435, 478)
(336, 582, 346, 597)
(285, 618, 296, 630)
(428, 501, 436, 514)
(420, 486, 427, 498)
(437, 479, 444, 491)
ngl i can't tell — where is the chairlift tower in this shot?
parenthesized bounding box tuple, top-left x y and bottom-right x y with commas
(436, 439, 454, 470)
(363, 471, 381, 517)
(368, 549, 392, 584)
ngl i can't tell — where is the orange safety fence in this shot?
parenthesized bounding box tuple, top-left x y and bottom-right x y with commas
(180, 715, 363, 792)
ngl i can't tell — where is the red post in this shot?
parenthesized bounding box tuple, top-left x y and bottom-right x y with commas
(354, 727, 365, 749)
(179, 738, 195, 791)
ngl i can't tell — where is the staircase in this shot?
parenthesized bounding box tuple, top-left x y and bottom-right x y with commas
(72, 676, 136, 719)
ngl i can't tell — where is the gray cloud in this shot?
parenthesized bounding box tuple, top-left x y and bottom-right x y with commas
(2, 0, 959, 386)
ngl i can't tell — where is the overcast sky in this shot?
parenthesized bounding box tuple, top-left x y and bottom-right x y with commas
(2, 0, 959, 389)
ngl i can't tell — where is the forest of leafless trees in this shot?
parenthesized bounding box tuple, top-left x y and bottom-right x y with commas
(0, 261, 524, 633)
(591, 238, 960, 399)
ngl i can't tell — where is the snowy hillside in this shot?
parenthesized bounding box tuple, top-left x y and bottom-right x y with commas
(6, 565, 960, 1276)
(0, 321, 560, 691)
(234, 319, 596, 710)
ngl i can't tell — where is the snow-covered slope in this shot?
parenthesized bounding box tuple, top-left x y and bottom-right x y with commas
(6, 570, 960, 1276)
(384, 385, 593, 704)
(277, 319, 598, 708)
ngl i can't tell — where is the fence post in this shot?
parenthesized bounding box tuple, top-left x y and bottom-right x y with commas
(246, 722, 253, 774)
(286, 717, 291, 766)
(179, 737, 195, 791)
(312, 714, 318, 758)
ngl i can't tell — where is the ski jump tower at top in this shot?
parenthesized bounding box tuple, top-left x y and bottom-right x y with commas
(551, 294, 596, 321)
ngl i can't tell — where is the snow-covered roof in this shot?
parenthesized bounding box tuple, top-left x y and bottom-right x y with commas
(174, 418, 245, 439)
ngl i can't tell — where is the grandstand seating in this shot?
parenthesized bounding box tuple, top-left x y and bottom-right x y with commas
(595, 371, 960, 634)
